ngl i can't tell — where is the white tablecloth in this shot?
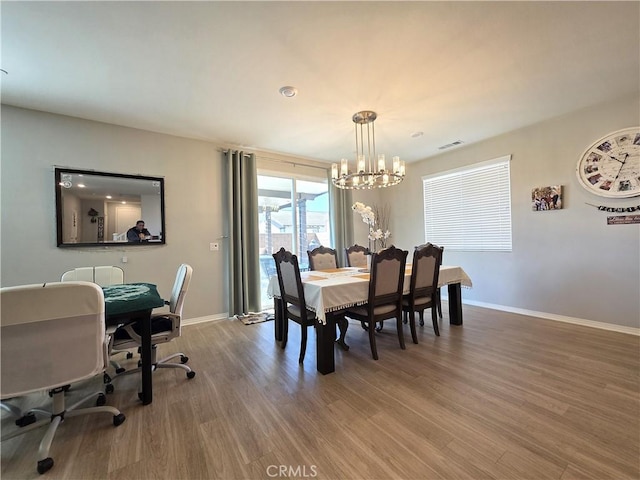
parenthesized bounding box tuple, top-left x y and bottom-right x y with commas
(267, 265, 472, 324)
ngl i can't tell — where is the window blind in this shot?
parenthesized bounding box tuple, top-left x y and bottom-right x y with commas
(423, 155, 512, 252)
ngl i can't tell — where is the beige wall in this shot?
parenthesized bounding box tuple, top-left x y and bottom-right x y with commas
(2, 96, 639, 328)
(383, 94, 640, 328)
(1, 106, 227, 320)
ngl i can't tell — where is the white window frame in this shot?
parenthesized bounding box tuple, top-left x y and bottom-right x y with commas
(422, 155, 512, 252)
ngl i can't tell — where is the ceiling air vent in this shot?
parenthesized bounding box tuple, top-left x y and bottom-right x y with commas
(438, 140, 464, 150)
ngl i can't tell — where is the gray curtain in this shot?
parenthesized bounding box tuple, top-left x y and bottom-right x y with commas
(225, 150, 261, 315)
(328, 171, 354, 267)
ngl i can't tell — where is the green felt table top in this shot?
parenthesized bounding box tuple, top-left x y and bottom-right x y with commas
(103, 283, 165, 317)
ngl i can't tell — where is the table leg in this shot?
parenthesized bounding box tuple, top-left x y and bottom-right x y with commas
(316, 314, 336, 375)
(447, 282, 463, 325)
(138, 313, 153, 405)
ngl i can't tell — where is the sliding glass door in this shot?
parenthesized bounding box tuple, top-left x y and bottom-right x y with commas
(258, 174, 330, 310)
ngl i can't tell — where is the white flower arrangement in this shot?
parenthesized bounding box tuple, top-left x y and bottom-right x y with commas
(352, 202, 391, 252)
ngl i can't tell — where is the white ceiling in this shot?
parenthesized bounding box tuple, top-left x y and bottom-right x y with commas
(2, 1, 639, 164)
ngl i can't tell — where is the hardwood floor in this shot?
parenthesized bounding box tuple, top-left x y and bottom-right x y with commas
(2, 304, 639, 480)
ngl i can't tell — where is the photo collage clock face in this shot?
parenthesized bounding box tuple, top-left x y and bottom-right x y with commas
(576, 127, 640, 198)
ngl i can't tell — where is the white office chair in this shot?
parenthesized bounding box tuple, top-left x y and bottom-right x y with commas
(0, 281, 126, 475)
(61, 265, 130, 374)
(61, 265, 124, 286)
(110, 264, 195, 380)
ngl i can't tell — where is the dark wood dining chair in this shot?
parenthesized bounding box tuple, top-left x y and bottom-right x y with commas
(345, 245, 408, 360)
(272, 248, 317, 363)
(434, 245, 444, 318)
(307, 246, 339, 270)
(402, 243, 444, 343)
(344, 244, 368, 268)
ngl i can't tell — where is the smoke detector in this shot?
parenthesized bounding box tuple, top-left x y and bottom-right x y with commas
(279, 86, 298, 98)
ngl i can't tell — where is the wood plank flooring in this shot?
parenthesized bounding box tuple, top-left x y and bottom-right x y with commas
(2, 304, 639, 480)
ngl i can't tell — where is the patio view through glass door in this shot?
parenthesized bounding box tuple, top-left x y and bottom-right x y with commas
(258, 174, 331, 310)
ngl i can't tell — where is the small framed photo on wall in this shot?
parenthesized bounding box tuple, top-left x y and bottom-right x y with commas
(532, 185, 562, 211)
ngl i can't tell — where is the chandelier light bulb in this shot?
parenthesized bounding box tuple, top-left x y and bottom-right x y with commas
(378, 154, 386, 172)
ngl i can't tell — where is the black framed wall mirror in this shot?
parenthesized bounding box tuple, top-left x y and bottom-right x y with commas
(55, 167, 166, 247)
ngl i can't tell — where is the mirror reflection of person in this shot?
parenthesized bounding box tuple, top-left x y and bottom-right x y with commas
(127, 220, 151, 243)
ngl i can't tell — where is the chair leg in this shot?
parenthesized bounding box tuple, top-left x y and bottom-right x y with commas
(335, 315, 350, 351)
(3, 388, 126, 475)
(408, 310, 418, 344)
(431, 306, 440, 336)
(299, 325, 308, 363)
(437, 288, 443, 318)
(282, 317, 289, 349)
(419, 310, 425, 327)
(396, 313, 406, 350)
(367, 321, 378, 360)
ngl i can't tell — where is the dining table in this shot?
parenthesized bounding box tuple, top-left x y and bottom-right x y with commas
(102, 283, 165, 405)
(267, 265, 472, 374)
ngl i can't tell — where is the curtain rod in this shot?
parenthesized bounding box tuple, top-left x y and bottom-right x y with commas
(222, 149, 329, 171)
(221, 149, 251, 157)
(260, 156, 329, 171)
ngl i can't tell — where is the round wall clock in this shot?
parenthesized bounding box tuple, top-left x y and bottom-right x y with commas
(576, 127, 640, 198)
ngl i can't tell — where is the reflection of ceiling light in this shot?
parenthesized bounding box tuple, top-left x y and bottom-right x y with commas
(121, 201, 126, 204)
(78, 183, 86, 188)
(106, 195, 112, 199)
(279, 86, 298, 98)
(331, 111, 405, 190)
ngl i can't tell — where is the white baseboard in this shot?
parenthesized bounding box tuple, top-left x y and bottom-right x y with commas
(182, 313, 229, 326)
(183, 304, 640, 337)
(459, 299, 640, 336)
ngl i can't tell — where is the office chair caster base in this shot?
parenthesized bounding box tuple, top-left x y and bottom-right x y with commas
(180, 355, 189, 364)
(126, 352, 134, 359)
(37, 457, 54, 474)
(105, 384, 115, 394)
(96, 394, 106, 407)
(16, 413, 37, 427)
(103, 373, 112, 384)
(113, 413, 126, 427)
(115, 367, 126, 374)
(187, 371, 196, 379)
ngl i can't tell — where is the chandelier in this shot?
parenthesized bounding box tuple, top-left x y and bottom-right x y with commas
(331, 110, 405, 190)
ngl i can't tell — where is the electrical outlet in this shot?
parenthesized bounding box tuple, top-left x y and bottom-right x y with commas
(121, 256, 128, 263)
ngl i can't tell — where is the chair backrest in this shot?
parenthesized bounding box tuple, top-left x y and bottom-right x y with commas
(272, 247, 306, 309)
(168, 264, 193, 316)
(410, 243, 444, 299)
(61, 267, 94, 283)
(94, 266, 124, 286)
(307, 246, 339, 270)
(368, 245, 408, 308)
(345, 244, 368, 268)
(1, 281, 107, 399)
(61, 266, 124, 287)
